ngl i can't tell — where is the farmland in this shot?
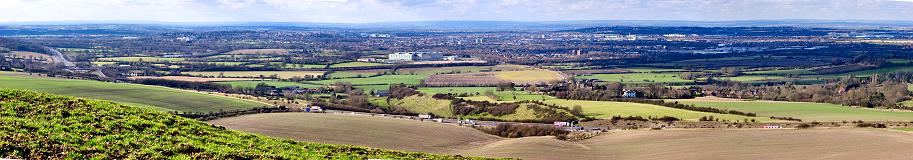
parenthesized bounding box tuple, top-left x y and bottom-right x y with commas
(0, 90, 474, 159)
(225, 49, 289, 55)
(577, 73, 694, 84)
(424, 69, 563, 86)
(675, 97, 913, 121)
(2, 51, 55, 63)
(129, 76, 257, 82)
(208, 112, 502, 153)
(0, 75, 265, 112)
(97, 57, 185, 62)
(313, 75, 425, 85)
(215, 80, 324, 88)
(457, 129, 913, 160)
(329, 62, 391, 68)
(541, 99, 771, 122)
(208, 112, 913, 160)
(184, 71, 325, 79)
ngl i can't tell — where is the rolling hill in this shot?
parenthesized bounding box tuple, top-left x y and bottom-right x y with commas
(0, 89, 491, 159)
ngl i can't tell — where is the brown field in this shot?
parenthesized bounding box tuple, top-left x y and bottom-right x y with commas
(423, 72, 505, 86)
(225, 49, 289, 55)
(458, 129, 913, 160)
(207, 112, 502, 153)
(423, 68, 564, 86)
(128, 76, 258, 82)
(210, 113, 913, 160)
(2, 51, 55, 63)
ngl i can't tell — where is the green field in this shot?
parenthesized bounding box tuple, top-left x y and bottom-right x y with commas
(184, 71, 325, 79)
(714, 75, 786, 82)
(461, 91, 556, 102)
(675, 99, 913, 121)
(577, 73, 694, 84)
(329, 70, 386, 78)
(894, 128, 913, 132)
(283, 63, 327, 69)
(97, 57, 185, 62)
(542, 99, 771, 122)
(312, 75, 425, 85)
(383, 95, 455, 117)
(746, 68, 815, 75)
(330, 62, 391, 68)
(624, 67, 686, 73)
(216, 80, 324, 89)
(0, 75, 265, 112)
(0, 89, 476, 159)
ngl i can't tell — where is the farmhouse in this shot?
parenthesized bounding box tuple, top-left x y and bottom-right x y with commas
(622, 89, 637, 98)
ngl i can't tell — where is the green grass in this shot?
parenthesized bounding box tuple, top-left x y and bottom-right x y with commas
(624, 67, 685, 73)
(215, 81, 323, 89)
(715, 75, 786, 82)
(0, 75, 265, 112)
(329, 71, 385, 78)
(461, 91, 556, 103)
(384, 95, 454, 117)
(745, 68, 815, 75)
(675, 100, 913, 121)
(97, 57, 185, 62)
(888, 59, 913, 64)
(577, 73, 694, 84)
(894, 128, 913, 132)
(312, 75, 425, 85)
(330, 62, 391, 68)
(283, 63, 327, 69)
(461, 104, 567, 121)
(184, 71, 324, 79)
(354, 85, 394, 92)
(0, 89, 484, 159)
(542, 99, 771, 122)
(834, 65, 913, 77)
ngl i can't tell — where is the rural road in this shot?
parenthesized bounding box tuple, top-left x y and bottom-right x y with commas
(45, 47, 75, 67)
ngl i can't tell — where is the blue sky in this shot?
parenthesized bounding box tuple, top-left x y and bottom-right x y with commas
(2, 0, 913, 23)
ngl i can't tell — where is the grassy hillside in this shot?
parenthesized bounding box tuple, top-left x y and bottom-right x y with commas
(0, 75, 265, 112)
(542, 99, 772, 122)
(676, 99, 913, 121)
(0, 89, 489, 159)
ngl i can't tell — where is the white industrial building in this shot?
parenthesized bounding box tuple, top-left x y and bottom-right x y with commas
(388, 52, 444, 61)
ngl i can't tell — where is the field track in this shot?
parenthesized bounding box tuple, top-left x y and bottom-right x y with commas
(210, 113, 913, 160)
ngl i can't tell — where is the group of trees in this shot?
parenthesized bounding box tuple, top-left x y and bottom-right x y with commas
(705, 75, 911, 109)
(477, 123, 568, 138)
(552, 82, 694, 100)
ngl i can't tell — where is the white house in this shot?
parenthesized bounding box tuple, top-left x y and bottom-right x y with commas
(622, 89, 637, 98)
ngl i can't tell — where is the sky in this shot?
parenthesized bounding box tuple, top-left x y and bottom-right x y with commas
(1, 0, 913, 23)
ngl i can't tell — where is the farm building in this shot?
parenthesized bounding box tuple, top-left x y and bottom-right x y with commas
(373, 90, 390, 97)
(622, 89, 637, 98)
